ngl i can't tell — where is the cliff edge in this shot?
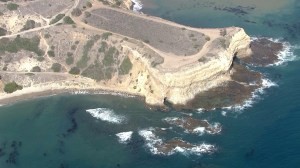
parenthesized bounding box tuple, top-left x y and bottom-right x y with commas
(0, 0, 253, 109)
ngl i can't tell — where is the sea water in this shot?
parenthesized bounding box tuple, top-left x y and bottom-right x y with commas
(1, 0, 300, 167)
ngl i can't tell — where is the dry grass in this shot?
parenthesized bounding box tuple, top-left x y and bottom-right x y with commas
(86, 8, 207, 56)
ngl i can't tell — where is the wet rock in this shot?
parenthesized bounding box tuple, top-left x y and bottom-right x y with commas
(182, 81, 259, 110)
(230, 63, 262, 84)
(164, 117, 221, 134)
(156, 139, 193, 154)
(240, 38, 284, 66)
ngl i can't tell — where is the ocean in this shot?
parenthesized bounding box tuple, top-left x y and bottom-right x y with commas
(1, 0, 300, 167)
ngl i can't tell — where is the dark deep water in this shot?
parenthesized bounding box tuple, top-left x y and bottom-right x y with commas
(1, 0, 300, 167)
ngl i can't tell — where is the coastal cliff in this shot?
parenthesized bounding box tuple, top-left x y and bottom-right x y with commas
(0, 0, 255, 109)
(116, 28, 252, 106)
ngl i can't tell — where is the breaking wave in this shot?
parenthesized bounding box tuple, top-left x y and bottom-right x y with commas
(223, 78, 277, 112)
(138, 128, 163, 154)
(163, 117, 222, 135)
(116, 131, 133, 144)
(131, 0, 143, 12)
(72, 90, 135, 98)
(86, 108, 126, 124)
(138, 128, 216, 156)
(251, 37, 298, 66)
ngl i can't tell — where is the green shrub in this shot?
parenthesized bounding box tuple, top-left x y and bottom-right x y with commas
(143, 39, 150, 43)
(22, 20, 36, 31)
(63, 16, 75, 24)
(0, 35, 44, 56)
(0, 27, 7, 36)
(98, 41, 107, 53)
(119, 56, 132, 75)
(51, 63, 61, 72)
(66, 55, 74, 65)
(67, 52, 73, 57)
(76, 35, 101, 68)
(69, 67, 80, 75)
(81, 63, 105, 81)
(36, 56, 44, 62)
(4, 81, 23, 93)
(86, 1, 92, 8)
(31, 66, 41, 72)
(71, 45, 76, 50)
(71, 8, 82, 17)
(103, 47, 116, 66)
(7, 3, 19, 11)
(44, 34, 51, 38)
(47, 50, 55, 57)
(189, 34, 194, 37)
(102, 32, 112, 40)
(50, 14, 65, 25)
(84, 11, 91, 18)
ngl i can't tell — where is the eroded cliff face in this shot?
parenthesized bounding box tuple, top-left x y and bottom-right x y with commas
(118, 28, 252, 106)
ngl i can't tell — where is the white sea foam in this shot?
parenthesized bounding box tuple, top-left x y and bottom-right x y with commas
(138, 128, 163, 154)
(251, 37, 298, 66)
(116, 131, 133, 144)
(166, 143, 216, 156)
(72, 90, 89, 94)
(138, 128, 216, 156)
(163, 117, 221, 135)
(197, 108, 205, 113)
(131, 0, 143, 12)
(221, 111, 227, 116)
(86, 108, 126, 124)
(223, 78, 277, 112)
(72, 90, 136, 98)
(192, 127, 206, 135)
(206, 122, 222, 134)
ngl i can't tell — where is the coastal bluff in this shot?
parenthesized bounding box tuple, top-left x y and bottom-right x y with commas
(120, 27, 251, 106)
(0, 0, 253, 109)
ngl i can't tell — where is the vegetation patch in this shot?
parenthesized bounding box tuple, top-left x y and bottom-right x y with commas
(84, 11, 91, 18)
(51, 63, 62, 72)
(66, 55, 74, 65)
(71, 8, 82, 16)
(50, 14, 65, 25)
(103, 46, 117, 66)
(69, 67, 80, 75)
(0, 35, 44, 56)
(6, 3, 19, 11)
(47, 50, 55, 57)
(22, 20, 36, 31)
(104, 67, 114, 80)
(63, 16, 75, 24)
(36, 56, 44, 62)
(0, 27, 7, 36)
(102, 32, 112, 40)
(98, 41, 107, 53)
(76, 35, 101, 68)
(31, 66, 41, 72)
(119, 56, 132, 75)
(4, 81, 23, 93)
(81, 62, 105, 81)
(86, 1, 92, 8)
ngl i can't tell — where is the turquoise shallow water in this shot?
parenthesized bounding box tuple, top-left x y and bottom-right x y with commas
(1, 0, 300, 167)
